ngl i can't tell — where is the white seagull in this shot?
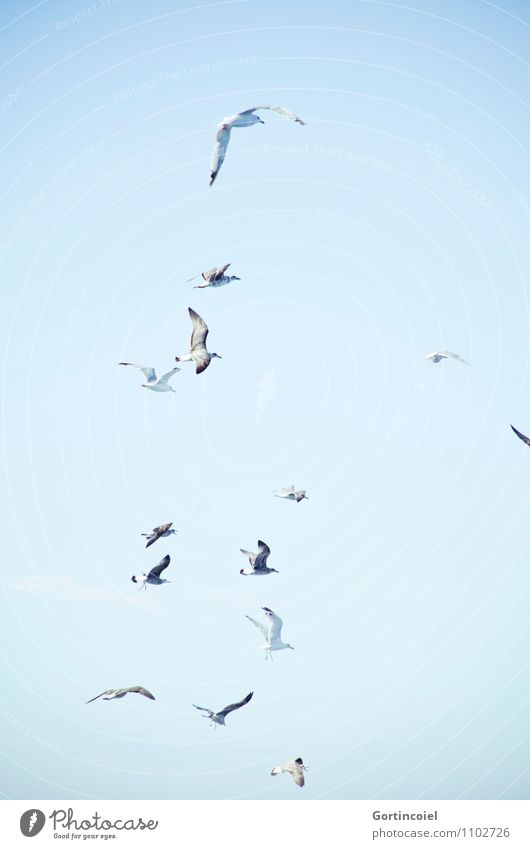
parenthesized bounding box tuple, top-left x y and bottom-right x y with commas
(210, 105, 306, 185)
(240, 540, 279, 576)
(131, 554, 171, 589)
(141, 523, 177, 549)
(424, 350, 470, 365)
(118, 363, 180, 392)
(175, 307, 221, 374)
(192, 691, 253, 728)
(86, 685, 155, 704)
(246, 607, 294, 660)
(186, 263, 240, 288)
(271, 757, 307, 787)
(274, 485, 308, 503)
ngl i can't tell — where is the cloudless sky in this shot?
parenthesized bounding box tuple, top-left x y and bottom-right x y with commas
(1, 0, 530, 800)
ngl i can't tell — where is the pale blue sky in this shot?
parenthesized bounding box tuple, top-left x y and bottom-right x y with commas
(1, 0, 530, 800)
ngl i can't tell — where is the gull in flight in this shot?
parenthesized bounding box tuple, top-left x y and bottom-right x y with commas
(186, 264, 240, 288)
(192, 691, 253, 728)
(131, 554, 171, 589)
(424, 350, 470, 365)
(511, 425, 530, 447)
(246, 607, 294, 660)
(271, 757, 307, 787)
(118, 363, 180, 392)
(141, 523, 177, 549)
(240, 540, 279, 576)
(210, 105, 306, 186)
(86, 685, 155, 704)
(175, 308, 221, 374)
(274, 485, 308, 503)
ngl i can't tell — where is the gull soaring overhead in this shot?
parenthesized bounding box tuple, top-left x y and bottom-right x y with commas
(511, 425, 530, 447)
(271, 757, 306, 787)
(274, 485, 308, 503)
(118, 363, 180, 392)
(246, 607, 294, 660)
(210, 105, 306, 186)
(86, 686, 155, 704)
(141, 523, 177, 548)
(187, 264, 240, 288)
(131, 554, 171, 589)
(175, 308, 221, 374)
(192, 691, 253, 727)
(240, 540, 278, 576)
(424, 350, 470, 365)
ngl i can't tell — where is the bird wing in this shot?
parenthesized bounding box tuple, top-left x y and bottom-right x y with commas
(158, 367, 180, 384)
(85, 690, 111, 704)
(147, 554, 170, 578)
(287, 759, 306, 786)
(189, 308, 209, 350)
(201, 267, 218, 281)
(214, 263, 231, 279)
(253, 105, 306, 125)
(254, 540, 271, 568)
(218, 691, 253, 717)
(119, 363, 157, 382)
(443, 350, 470, 365)
(126, 686, 156, 700)
(246, 615, 268, 638)
(192, 704, 213, 717)
(282, 485, 295, 494)
(210, 125, 231, 185)
(511, 425, 530, 447)
(240, 549, 256, 566)
(262, 607, 283, 641)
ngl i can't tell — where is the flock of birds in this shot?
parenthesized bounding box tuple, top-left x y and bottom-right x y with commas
(84, 104, 321, 790)
(88, 101, 529, 793)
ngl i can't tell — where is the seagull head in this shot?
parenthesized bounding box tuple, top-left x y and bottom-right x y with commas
(286, 644, 295, 650)
(211, 352, 222, 359)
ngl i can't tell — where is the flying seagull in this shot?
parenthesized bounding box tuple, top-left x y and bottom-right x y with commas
(141, 523, 177, 548)
(186, 264, 240, 288)
(175, 307, 221, 374)
(424, 350, 470, 365)
(118, 363, 180, 392)
(131, 554, 171, 589)
(210, 105, 306, 185)
(274, 485, 308, 503)
(511, 425, 530, 447)
(246, 607, 294, 660)
(240, 540, 278, 576)
(192, 691, 253, 727)
(271, 757, 306, 787)
(86, 686, 155, 704)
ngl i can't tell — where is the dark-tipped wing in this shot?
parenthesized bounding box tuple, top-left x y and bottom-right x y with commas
(254, 540, 270, 568)
(210, 125, 231, 185)
(511, 425, 530, 447)
(214, 263, 231, 279)
(85, 690, 112, 704)
(218, 691, 253, 718)
(253, 105, 306, 125)
(126, 686, 156, 700)
(188, 308, 209, 350)
(240, 548, 256, 566)
(193, 704, 213, 716)
(147, 554, 170, 579)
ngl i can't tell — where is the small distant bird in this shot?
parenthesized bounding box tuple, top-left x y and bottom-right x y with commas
(118, 363, 180, 392)
(274, 485, 308, 503)
(511, 425, 530, 447)
(86, 685, 155, 704)
(192, 691, 253, 727)
(186, 264, 240, 288)
(141, 523, 177, 548)
(271, 757, 307, 787)
(424, 350, 470, 365)
(240, 540, 278, 576)
(175, 307, 222, 374)
(131, 554, 171, 589)
(210, 105, 306, 185)
(246, 607, 294, 660)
